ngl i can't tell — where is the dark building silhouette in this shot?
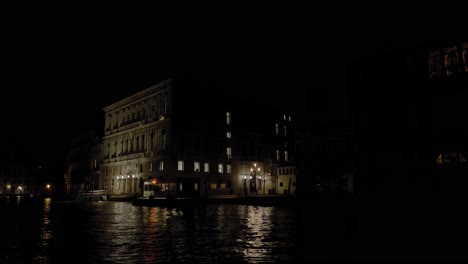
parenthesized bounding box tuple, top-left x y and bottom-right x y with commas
(63, 130, 102, 199)
(0, 147, 43, 196)
(348, 39, 468, 198)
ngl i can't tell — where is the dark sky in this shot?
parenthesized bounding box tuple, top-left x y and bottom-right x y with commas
(1, 8, 462, 175)
(2, 14, 311, 173)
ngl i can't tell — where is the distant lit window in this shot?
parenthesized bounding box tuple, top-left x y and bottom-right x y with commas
(276, 149, 280, 161)
(218, 163, 223, 173)
(178, 160, 184, 171)
(283, 114, 286, 120)
(284, 125, 287, 136)
(226, 112, 231, 125)
(204, 162, 210, 173)
(159, 161, 164, 171)
(226, 131, 231, 139)
(194, 162, 200, 172)
(194, 183, 198, 191)
(226, 147, 232, 158)
(285, 151, 289, 162)
(210, 183, 217, 189)
(227, 164, 231, 173)
(436, 152, 466, 164)
(275, 123, 279, 135)
(179, 183, 183, 191)
(289, 116, 292, 121)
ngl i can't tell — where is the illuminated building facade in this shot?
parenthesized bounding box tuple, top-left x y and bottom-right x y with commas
(101, 78, 298, 198)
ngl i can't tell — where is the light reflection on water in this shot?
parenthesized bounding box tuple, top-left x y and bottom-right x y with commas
(2, 199, 296, 263)
(33, 197, 53, 264)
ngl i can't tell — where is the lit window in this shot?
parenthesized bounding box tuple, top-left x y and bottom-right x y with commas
(159, 161, 164, 171)
(227, 164, 231, 173)
(226, 131, 231, 139)
(289, 116, 291, 121)
(284, 125, 287, 136)
(179, 183, 183, 191)
(226, 112, 231, 125)
(226, 147, 232, 159)
(204, 162, 210, 173)
(275, 123, 279, 135)
(285, 151, 289, 162)
(276, 149, 280, 161)
(194, 183, 198, 191)
(194, 162, 200, 172)
(436, 152, 467, 164)
(210, 183, 217, 189)
(218, 163, 223, 173)
(178, 160, 184, 171)
(283, 114, 286, 120)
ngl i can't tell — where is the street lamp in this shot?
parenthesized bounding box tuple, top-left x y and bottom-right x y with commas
(46, 184, 51, 197)
(250, 163, 260, 195)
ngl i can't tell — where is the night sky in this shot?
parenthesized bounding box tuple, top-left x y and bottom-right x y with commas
(1, 8, 462, 178)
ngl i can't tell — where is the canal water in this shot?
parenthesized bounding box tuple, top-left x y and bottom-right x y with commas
(0, 197, 296, 263)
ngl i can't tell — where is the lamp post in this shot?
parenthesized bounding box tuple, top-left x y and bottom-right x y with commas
(262, 176, 266, 195)
(243, 176, 247, 196)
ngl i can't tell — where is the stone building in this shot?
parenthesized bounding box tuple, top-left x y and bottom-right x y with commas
(101, 78, 298, 198)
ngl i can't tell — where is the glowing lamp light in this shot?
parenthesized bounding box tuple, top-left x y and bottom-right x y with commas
(152, 179, 157, 185)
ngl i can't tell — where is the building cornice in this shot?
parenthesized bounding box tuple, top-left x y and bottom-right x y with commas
(103, 79, 172, 113)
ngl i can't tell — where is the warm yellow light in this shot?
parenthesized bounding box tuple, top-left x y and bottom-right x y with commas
(254, 163, 257, 167)
(152, 179, 157, 185)
(46, 184, 50, 189)
(250, 168, 253, 172)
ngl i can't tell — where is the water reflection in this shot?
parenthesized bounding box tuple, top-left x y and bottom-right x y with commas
(33, 197, 53, 264)
(236, 206, 275, 262)
(2, 200, 296, 263)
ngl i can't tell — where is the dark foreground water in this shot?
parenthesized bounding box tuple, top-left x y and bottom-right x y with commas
(0, 197, 296, 263)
